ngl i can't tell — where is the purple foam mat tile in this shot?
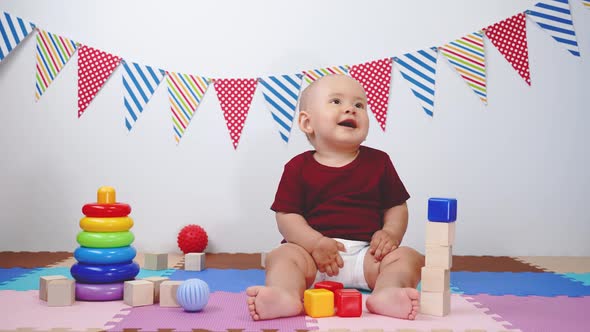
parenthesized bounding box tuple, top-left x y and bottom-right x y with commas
(105, 291, 311, 331)
(464, 294, 590, 332)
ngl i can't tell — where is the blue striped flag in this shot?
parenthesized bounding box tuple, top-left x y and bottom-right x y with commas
(259, 74, 303, 143)
(0, 12, 34, 63)
(123, 61, 165, 131)
(527, 0, 580, 57)
(166, 72, 210, 144)
(582, 0, 590, 9)
(394, 48, 438, 117)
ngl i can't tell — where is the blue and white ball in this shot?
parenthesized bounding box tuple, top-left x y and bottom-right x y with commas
(176, 278, 210, 312)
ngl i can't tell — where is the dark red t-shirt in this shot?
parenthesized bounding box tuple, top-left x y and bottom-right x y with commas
(271, 145, 410, 242)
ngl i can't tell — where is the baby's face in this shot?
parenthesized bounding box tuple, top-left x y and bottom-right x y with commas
(303, 75, 370, 149)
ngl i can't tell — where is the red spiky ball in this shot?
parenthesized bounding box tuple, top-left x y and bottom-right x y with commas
(177, 224, 208, 254)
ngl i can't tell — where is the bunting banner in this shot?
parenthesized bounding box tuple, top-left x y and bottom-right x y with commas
(123, 61, 165, 131)
(349, 58, 393, 131)
(527, 0, 580, 57)
(0, 11, 34, 62)
(259, 74, 303, 143)
(214, 78, 258, 149)
(35, 29, 77, 100)
(77, 45, 121, 117)
(393, 48, 438, 117)
(166, 72, 210, 144)
(303, 65, 350, 84)
(440, 31, 488, 105)
(583, 0, 590, 8)
(483, 13, 531, 86)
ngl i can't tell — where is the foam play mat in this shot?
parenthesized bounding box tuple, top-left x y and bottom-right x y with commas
(1, 252, 589, 332)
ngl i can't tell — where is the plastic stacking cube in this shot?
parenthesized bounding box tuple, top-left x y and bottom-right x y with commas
(334, 289, 362, 317)
(314, 281, 344, 293)
(428, 198, 457, 222)
(304, 288, 334, 318)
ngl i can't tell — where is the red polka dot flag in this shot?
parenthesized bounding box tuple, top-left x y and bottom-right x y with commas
(349, 58, 393, 131)
(483, 13, 531, 86)
(77, 45, 121, 117)
(214, 78, 258, 149)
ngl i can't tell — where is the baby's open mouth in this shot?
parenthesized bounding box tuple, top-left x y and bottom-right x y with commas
(338, 119, 357, 129)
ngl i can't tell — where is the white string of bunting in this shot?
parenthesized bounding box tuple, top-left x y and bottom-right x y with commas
(0, 0, 585, 149)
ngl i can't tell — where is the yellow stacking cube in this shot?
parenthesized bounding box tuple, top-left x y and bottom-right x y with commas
(304, 288, 334, 318)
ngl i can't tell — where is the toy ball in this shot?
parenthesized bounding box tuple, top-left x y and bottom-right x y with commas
(177, 224, 208, 254)
(176, 278, 210, 312)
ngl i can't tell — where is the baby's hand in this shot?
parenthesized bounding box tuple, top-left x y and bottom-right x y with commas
(310, 237, 346, 277)
(370, 230, 399, 262)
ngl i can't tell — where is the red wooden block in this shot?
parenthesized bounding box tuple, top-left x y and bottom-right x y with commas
(334, 289, 362, 317)
(313, 281, 344, 292)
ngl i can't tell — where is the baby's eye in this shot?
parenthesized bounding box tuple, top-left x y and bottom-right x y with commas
(355, 102, 365, 109)
(330, 98, 341, 105)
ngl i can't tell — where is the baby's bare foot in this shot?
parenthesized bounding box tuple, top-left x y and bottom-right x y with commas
(246, 285, 303, 320)
(366, 287, 420, 320)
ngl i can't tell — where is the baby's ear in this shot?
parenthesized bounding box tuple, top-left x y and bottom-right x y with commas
(298, 110, 314, 135)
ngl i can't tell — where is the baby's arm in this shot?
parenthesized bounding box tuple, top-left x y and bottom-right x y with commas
(276, 212, 345, 276)
(370, 202, 409, 261)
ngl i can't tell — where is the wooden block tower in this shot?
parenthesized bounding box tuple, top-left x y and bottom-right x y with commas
(420, 197, 457, 316)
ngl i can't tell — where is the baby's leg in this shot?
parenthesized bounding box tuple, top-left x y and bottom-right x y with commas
(246, 243, 317, 320)
(364, 247, 424, 320)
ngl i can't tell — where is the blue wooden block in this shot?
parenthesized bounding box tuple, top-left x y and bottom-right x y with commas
(428, 198, 457, 222)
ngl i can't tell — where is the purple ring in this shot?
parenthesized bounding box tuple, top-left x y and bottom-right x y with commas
(75, 282, 124, 301)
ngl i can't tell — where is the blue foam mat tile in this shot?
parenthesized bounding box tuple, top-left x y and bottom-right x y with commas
(0, 267, 39, 285)
(136, 268, 175, 279)
(562, 273, 590, 286)
(451, 271, 590, 297)
(0, 267, 72, 290)
(168, 268, 265, 292)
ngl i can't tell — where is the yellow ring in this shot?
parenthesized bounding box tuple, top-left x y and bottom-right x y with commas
(79, 216, 134, 232)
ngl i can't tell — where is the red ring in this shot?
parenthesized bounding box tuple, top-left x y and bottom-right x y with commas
(82, 203, 131, 218)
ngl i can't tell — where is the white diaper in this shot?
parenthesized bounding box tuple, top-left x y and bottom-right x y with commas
(312, 238, 370, 290)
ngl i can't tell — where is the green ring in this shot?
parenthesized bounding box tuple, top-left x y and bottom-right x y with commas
(77, 231, 134, 248)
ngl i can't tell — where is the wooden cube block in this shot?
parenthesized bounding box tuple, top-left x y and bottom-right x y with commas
(160, 280, 183, 307)
(421, 267, 450, 292)
(39, 275, 68, 301)
(304, 288, 334, 318)
(425, 245, 453, 268)
(420, 290, 451, 316)
(142, 276, 169, 302)
(124, 280, 154, 307)
(144, 253, 168, 270)
(47, 279, 75, 306)
(185, 253, 205, 271)
(425, 221, 455, 246)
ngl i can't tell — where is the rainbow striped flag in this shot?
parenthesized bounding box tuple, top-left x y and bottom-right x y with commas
(0, 12, 34, 63)
(441, 31, 487, 105)
(166, 72, 210, 144)
(302, 65, 349, 84)
(123, 61, 165, 131)
(260, 74, 303, 143)
(394, 48, 438, 117)
(35, 30, 78, 100)
(527, 0, 580, 57)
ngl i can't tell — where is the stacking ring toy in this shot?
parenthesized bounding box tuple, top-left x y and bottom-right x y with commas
(79, 217, 134, 232)
(82, 203, 131, 218)
(71, 262, 139, 284)
(77, 231, 134, 248)
(74, 246, 137, 265)
(76, 282, 124, 301)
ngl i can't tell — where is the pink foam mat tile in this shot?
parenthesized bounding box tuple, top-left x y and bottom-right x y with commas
(306, 294, 520, 331)
(0, 290, 127, 330)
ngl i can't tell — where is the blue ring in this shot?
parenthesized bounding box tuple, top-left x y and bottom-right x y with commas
(74, 246, 137, 265)
(70, 262, 140, 284)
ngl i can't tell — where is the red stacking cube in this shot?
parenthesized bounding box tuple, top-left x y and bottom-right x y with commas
(334, 289, 362, 317)
(313, 281, 343, 293)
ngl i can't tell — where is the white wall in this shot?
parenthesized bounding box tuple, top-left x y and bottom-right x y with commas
(0, 0, 588, 256)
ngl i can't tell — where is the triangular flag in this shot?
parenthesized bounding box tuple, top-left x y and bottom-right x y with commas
(123, 61, 165, 131)
(441, 31, 488, 105)
(0, 12, 34, 63)
(259, 74, 303, 143)
(349, 58, 393, 131)
(166, 72, 210, 144)
(583, 0, 590, 8)
(35, 30, 78, 100)
(302, 65, 349, 84)
(77, 45, 121, 117)
(527, 0, 580, 56)
(214, 78, 258, 149)
(483, 13, 531, 85)
(394, 48, 438, 117)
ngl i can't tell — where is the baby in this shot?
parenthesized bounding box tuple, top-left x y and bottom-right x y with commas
(247, 74, 424, 320)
